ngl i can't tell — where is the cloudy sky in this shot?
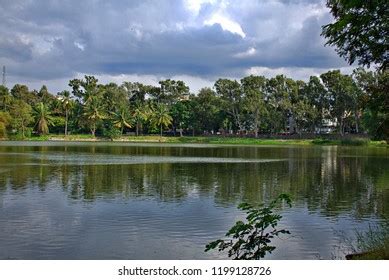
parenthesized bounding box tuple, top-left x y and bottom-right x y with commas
(0, 0, 353, 93)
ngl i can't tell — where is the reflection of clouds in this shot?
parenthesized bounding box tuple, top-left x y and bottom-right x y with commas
(0, 144, 388, 259)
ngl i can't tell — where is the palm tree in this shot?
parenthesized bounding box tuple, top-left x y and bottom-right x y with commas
(151, 103, 172, 137)
(132, 101, 151, 136)
(33, 102, 53, 135)
(58, 90, 73, 136)
(112, 105, 132, 134)
(83, 96, 106, 137)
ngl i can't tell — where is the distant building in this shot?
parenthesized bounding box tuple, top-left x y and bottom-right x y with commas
(315, 118, 337, 134)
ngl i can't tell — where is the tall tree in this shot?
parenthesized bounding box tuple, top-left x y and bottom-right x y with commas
(132, 101, 151, 136)
(266, 75, 294, 133)
(170, 100, 191, 137)
(241, 75, 267, 137)
(354, 68, 389, 140)
(215, 79, 244, 132)
(10, 100, 33, 138)
(33, 102, 53, 135)
(121, 82, 147, 103)
(69, 75, 99, 104)
(111, 105, 133, 134)
(322, 0, 389, 70)
(151, 103, 172, 137)
(303, 76, 330, 132)
(191, 88, 222, 134)
(158, 79, 189, 105)
(0, 111, 11, 138)
(58, 90, 74, 136)
(320, 70, 356, 135)
(0, 85, 12, 111)
(83, 96, 106, 137)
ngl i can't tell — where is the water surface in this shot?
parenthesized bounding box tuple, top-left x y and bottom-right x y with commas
(0, 141, 388, 259)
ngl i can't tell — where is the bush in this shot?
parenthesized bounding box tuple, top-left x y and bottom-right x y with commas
(340, 138, 370, 146)
(205, 194, 292, 260)
(347, 224, 389, 260)
(102, 125, 122, 140)
(0, 122, 7, 138)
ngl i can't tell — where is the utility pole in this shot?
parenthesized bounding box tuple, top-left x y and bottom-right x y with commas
(1, 66, 5, 86)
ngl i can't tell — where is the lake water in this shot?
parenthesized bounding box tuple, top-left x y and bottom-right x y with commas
(0, 141, 388, 259)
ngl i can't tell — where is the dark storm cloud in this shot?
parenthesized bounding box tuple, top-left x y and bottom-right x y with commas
(0, 0, 347, 83)
(0, 38, 33, 62)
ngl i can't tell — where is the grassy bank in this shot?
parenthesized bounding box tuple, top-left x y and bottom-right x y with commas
(3, 134, 387, 147)
(346, 224, 389, 260)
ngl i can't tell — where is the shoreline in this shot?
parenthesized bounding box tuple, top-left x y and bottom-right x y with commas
(1, 135, 387, 147)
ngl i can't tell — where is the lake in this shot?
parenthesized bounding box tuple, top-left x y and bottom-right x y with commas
(0, 141, 388, 259)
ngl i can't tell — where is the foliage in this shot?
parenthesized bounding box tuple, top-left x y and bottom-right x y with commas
(83, 95, 107, 136)
(0, 111, 11, 138)
(340, 137, 369, 146)
(0, 70, 387, 141)
(215, 79, 244, 132)
(150, 103, 173, 136)
(102, 123, 122, 140)
(9, 100, 33, 138)
(322, 0, 389, 70)
(353, 68, 389, 140)
(33, 102, 54, 135)
(0, 85, 12, 111)
(205, 194, 292, 260)
(58, 90, 74, 136)
(111, 105, 133, 134)
(348, 224, 389, 260)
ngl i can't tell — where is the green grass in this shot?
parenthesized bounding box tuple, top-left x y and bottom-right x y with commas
(349, 224, 389, 260)
(2, 134, 387, 147)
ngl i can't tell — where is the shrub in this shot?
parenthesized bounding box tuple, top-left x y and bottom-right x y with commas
(205, 194, 292, 260)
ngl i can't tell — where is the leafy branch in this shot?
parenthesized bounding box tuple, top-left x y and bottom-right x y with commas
(205, 194, 292, 260)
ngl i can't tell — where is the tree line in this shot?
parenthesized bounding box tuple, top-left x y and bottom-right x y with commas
(0, 68, 387, 140)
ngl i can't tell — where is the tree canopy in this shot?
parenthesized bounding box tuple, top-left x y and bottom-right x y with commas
(322, 0, 389, 70)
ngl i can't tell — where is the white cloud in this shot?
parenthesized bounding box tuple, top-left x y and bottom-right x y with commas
(204, 13, 246, 38)
(184, 0, 217, 15)
(7, 72, 214, 95)
(74, 42, 85, 51)
(245, 66, 356, 81)
(0, 0, 349, 85)
(234, 47, 256, 58)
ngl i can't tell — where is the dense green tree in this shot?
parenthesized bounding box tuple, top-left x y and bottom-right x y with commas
(151, 103, 173, 136)
(111, 105, 133, 134)
(0, 85, 12, 111)
(132, 101, 151, 136)
(2, 69, 386, 141)
(354, 68, 389, 140)
(102, 83, 127, 112)
(320, 70, 357, 135)
(10, 84, 38, 105)
(322, 0, 389, 70)
(303, 76, 330, 132)
(38, 85, 55, 104)
(170, 100, 192, 136)
(58, 90, 74, 136)
(215, 79, 244, 132)
(33, 102, 53, 135)
(83, 96, 107, 136)
(266, 75, 294, 133)
(121, 82, 147, 103)
(241, 75, 268, 137)
(158, 79, 189, 104)
(191, 88, 223, 134)
(10, 100, 33, 138)
(69, 75, 99, 104)
(0, 111, 11, 138)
